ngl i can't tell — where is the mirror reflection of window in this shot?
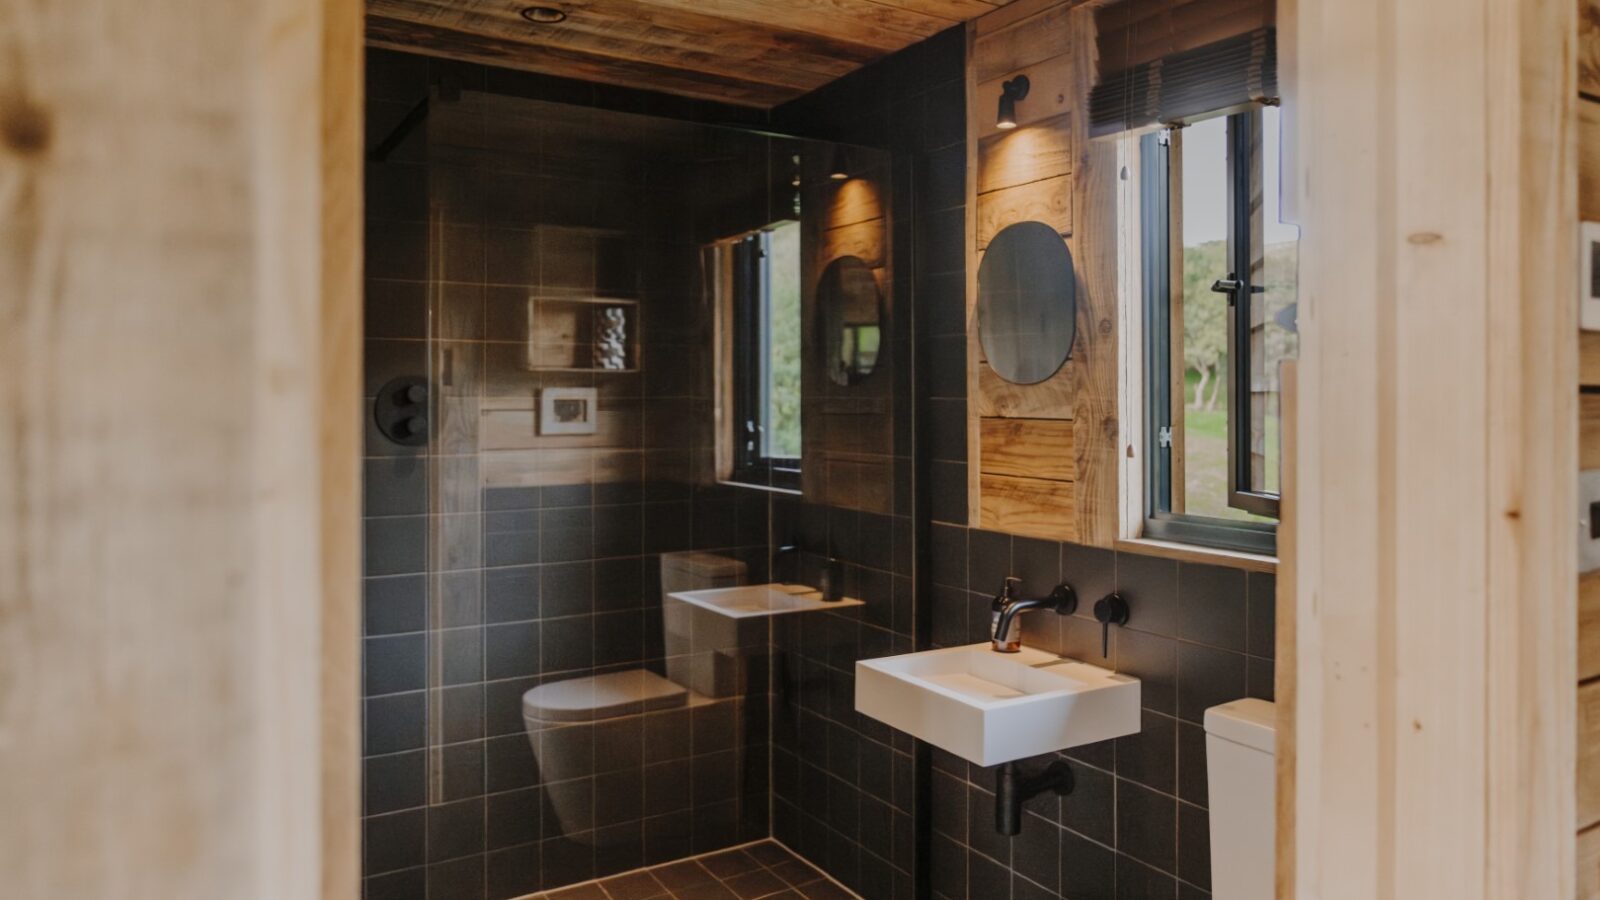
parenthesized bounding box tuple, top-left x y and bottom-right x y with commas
(818, 255, 883, 387)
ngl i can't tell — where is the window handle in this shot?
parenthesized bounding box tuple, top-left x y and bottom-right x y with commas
(1210, 275, 1266, 305)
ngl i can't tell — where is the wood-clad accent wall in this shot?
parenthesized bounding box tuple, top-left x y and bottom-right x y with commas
(0, 0, 362, 897)
(1288, 0, 1575, 897)
(965, 0, 1120, 546)
(1580, 2, 1600, 892)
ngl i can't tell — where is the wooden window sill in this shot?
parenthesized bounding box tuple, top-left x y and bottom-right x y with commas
(1114, 537, 1278, 574)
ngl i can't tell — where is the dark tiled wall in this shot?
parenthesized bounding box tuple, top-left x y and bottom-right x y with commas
(925, 529, 1274, 900)
(362, 49, 776, 900)
(764, 25, 967, 900)
(769, 23, 1278, 900)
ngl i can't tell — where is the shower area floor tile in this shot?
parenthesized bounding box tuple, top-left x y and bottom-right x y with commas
(528, 841, 857, 900)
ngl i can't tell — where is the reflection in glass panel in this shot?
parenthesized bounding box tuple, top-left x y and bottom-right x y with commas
(1254, 105, 1299, 496)
(1177, 115, 1237, 519)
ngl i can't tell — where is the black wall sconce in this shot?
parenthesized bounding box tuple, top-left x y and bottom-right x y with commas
(997, 75, 1030, 130)
(828, 146, 849, 181)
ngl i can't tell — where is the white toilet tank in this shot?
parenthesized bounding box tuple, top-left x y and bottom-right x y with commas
(1204, 698, 1276, 900)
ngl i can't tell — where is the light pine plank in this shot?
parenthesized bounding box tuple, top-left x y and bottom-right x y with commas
(979, 417, 1075, 480)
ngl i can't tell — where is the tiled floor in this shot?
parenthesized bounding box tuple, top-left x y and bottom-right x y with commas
(525, 841, 857, 900)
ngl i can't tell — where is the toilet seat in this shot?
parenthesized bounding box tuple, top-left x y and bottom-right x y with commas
(521, 668, 687, 723)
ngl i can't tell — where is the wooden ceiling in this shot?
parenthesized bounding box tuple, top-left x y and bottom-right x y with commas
(366, 0, 1018, 108)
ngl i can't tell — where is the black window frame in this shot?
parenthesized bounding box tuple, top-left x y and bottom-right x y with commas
(729, 227, 802, 492)
(1140, 111, 1280, 556)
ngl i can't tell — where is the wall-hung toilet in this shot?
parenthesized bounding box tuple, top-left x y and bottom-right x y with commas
(1205, 698, 1277, 900)
(521, 550, 750, 843)
(523, 668, 689, 841)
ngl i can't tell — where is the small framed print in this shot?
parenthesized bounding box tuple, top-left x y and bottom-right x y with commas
(1583, 221, 1600, 331)
(540, 387, 598, 435)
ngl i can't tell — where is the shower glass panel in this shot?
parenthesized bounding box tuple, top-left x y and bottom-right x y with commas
(359, 86, 893, 898)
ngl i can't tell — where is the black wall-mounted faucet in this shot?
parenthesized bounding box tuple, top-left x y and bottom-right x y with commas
(990, 576, 1078, 652)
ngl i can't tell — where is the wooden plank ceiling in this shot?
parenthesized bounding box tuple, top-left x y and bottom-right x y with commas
(366, 0, 1019, 107)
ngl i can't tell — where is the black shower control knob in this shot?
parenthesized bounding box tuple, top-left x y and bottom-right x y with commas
(405, 384, 428, 405)
(1093, 593, 1130, 658)
(401, 415, 427, 437)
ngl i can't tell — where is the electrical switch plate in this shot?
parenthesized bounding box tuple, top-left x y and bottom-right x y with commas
(1580, 470, 1600, 572)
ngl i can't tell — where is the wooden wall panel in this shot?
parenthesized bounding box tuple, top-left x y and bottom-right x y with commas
(1583, 331, 1600, 387)
(979, 417, 1075, 480)
(321, 2, 364, 897)
(975, 175, 1072, 247)
(967, 1, 1117, 546)
(0, 0, 360, 895)
(972, 2, 1075, 81)
(974, 54, 1077, 141)
(1289, 0, 1576, 894)
(1584, 394, 1600, 469)
(1584, 680, 1600, 830)
(978, 473, 1076, 538)
(1581, 824, 1600, 900)
(1584, 570, 1600, 682)
(975, 363, 1076, 418)
(1584, 0, 1600, 97)
(976, 113, 1074, 193)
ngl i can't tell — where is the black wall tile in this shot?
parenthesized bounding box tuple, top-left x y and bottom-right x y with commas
(367, 750, 428, 816)
(366, 634, 427, 696)
(1176, 643, 1248, 724)
(367, 692, 428, 755)
(1177, 563, 1248, 651)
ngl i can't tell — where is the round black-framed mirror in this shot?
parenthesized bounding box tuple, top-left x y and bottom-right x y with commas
(817, 255, 883, 387)
(977, 221, 1077, 385)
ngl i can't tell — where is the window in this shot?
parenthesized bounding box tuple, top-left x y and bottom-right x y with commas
(721, 220, 802, 490)
(1141, 106, 1298, 553)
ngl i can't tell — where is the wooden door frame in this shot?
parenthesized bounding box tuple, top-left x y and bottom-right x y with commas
(0, 0, 363, 895)
(1283, 0, 1577, 896)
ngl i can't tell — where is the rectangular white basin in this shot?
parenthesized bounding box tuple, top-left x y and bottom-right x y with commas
(668, 583, 865, 618)
(855, 643, 1141, 766)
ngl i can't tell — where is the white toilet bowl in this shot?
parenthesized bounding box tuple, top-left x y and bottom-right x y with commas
(1204, 698, 1277, 900)
(522, 668, 688, 841)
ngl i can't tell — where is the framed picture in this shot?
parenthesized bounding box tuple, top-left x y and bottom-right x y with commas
(540, 387, 598, 435)
(1583, 221, 1600, 331)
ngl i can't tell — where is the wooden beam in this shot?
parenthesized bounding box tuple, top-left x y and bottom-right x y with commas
(0, 0, 359, 894)
(321, 0, 363, 897)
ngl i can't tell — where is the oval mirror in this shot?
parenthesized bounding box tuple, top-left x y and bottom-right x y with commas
(818, 255, 883, 386)
(977, 221, 1077, 385)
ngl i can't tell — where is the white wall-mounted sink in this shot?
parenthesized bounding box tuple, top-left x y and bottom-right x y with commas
(668, 583, 865, 618)
(855, 643, 1141, 766)
(663, 584, 863, 700)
